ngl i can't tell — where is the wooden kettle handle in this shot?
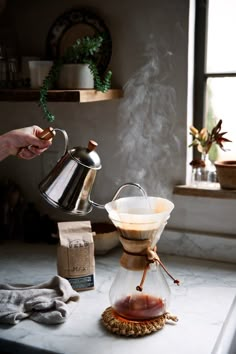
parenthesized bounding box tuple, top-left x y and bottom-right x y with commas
(37, 127, 56, 140)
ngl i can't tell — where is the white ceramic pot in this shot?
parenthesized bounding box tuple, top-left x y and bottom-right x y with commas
(28, 60, 53, 88)
(58, 63, 94, 89)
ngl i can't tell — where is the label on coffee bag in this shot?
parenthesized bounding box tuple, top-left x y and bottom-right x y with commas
(57, 221, 95, 291)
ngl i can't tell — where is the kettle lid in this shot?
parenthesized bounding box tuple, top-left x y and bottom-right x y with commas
(70, 140, 101, 169)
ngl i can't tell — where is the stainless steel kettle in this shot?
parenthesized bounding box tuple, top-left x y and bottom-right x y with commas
(38, 127, 145, 215)
(39, 128, 103, 215)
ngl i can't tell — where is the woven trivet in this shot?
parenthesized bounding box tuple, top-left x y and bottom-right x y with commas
(101, 307, 178, 337)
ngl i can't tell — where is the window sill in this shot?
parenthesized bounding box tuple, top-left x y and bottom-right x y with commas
(173, 184, 236, 199)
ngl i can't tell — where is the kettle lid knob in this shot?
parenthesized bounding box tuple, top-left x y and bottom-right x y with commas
(70, 140, 101, 169)
(87, 140, 98, 152)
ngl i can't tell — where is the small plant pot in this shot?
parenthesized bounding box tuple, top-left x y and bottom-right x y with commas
(58, 63, 94, 89)
(29, 60, 53, 88)
(215, 160, 236, 189)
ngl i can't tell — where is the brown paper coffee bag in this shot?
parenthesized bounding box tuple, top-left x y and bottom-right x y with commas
(57, 221, 95, 291)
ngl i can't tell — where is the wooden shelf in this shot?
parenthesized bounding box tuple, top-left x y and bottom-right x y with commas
(0, 88, 124, 102)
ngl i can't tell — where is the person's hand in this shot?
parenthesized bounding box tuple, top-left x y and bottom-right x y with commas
(0, 125, 53, 161)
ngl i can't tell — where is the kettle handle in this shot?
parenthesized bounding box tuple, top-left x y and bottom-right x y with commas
(53, 128, 69, 156)
(38, 127, 69, 156)
(37, 127, 56, 140)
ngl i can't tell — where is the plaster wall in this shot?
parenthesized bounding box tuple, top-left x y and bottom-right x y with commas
(1, 0, 235, 241)
(0, 0, 188, 222)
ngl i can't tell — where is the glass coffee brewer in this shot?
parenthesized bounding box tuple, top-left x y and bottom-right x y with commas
(102, 195, 179, 336)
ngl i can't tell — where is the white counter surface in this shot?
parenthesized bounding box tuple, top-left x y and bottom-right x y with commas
(0, 242, 235, 354)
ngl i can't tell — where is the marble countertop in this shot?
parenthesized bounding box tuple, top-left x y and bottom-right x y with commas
(0, 242, 236, 354)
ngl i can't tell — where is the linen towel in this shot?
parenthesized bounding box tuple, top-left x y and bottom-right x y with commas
(0, 275, 79, 325)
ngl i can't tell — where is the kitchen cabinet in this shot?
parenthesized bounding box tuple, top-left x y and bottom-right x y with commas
(0, 88, 123, 102)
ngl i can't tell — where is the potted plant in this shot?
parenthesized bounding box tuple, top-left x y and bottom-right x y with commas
(39, 34, 112, 122)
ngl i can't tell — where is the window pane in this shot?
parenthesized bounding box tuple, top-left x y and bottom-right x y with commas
(206, 77, 236, 160)
(206, 0, 236, 73)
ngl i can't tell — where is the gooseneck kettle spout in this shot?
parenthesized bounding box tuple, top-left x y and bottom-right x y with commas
(89, 182, 146, 209)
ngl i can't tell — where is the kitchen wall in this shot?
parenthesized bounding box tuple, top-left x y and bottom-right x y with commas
(0, 0, 235, 259)
(0, 0, 188, 220)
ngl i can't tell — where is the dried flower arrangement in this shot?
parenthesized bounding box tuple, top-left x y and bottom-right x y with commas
(189, 119, 231, 167)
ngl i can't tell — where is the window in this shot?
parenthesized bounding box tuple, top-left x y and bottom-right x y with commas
(194, 0, 236, 161)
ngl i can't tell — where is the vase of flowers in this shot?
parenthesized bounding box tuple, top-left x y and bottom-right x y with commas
(189, 119, 231, 187)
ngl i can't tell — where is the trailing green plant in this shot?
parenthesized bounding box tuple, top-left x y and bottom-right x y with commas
(39, 34, 112, 122)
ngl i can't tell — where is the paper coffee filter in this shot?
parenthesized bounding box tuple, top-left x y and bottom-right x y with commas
(108, 213, 168, 228)
(105, 197, 174, 220)
(105, 196, 174, 233)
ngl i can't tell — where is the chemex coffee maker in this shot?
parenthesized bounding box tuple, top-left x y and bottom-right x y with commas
(38, 127, 179, 337)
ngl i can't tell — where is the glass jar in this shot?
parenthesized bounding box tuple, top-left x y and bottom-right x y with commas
(191, 153, 218, 187)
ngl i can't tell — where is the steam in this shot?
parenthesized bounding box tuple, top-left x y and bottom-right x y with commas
(114, 36, 179, 198)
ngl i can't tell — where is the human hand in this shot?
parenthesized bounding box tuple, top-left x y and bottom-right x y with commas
(0, 125, 53, 161)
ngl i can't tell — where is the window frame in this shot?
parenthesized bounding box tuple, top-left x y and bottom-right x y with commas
(193, 0, 236, 160)
(193, 0, 207, 135)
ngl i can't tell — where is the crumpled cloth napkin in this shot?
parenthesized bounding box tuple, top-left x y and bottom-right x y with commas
(0, 275, 79, 325)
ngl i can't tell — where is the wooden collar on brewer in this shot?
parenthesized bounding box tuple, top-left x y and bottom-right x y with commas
(136, 247, 180, 291)
(119, 235, 180, 291)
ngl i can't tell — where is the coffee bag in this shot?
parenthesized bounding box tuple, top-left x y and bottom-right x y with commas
(57, 221, 95, 291)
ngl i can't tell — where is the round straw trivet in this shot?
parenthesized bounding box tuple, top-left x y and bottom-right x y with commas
(101, 307, 178, 337)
